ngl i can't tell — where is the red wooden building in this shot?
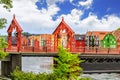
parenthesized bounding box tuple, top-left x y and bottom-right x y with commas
(7, 15, 23, 51)
(53, 17, 75, 51)
(7, 15, 86, 52)
(74, 34, 85, 49)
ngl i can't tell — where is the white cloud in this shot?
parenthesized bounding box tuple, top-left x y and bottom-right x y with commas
(69, 0, 93, 9)
(46, 0, 64, 6)
(0, 0, 60, 35)
(0, 0, 120, 36)
(58, 9, 83, 24)
(80, 14, 120, 32)
(79, 0, 93, 9)
(69, 0, 73, 3)
(58, 11, 120, 34)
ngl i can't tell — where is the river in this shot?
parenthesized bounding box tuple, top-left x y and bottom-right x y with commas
(1, 57, 120, 80)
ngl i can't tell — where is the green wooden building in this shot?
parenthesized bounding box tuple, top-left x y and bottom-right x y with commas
(102, 34, 116, 48)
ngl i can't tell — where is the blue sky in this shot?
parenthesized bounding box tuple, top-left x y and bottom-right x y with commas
(0, 0, 120, 35)
(36, 0, 120, 20)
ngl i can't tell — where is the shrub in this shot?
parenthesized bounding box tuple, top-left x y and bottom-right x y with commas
(53, 46, 84, 80)
(10, 68, 59, 80)
(0, 38, 8, 59)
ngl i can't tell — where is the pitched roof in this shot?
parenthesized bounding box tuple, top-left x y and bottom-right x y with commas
(86, 31, 110, 40)
(7, 15, 23, 33)
(53, 17, 74, 34)
(112, 30, 120, 40)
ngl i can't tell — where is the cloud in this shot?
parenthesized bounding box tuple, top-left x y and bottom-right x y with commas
(0, 0, 120, 36)
(46, 0, 65, 6)
(58, 9, 83, 24)
(58, 10, 120, 34)
(69, 0, 93, 9)
(79, 0, 93, 9)
(80, 14, 120, 32)
(0, 0, 60, 34)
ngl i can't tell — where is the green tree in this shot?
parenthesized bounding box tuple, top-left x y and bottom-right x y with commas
(53, 46, 84, 80)
(0, 38, 8, 59)
(117, 27, 120, 30)
(22, 32, 31, 37)
(0, 0, 13, 59)
(0, 0, 13, 28)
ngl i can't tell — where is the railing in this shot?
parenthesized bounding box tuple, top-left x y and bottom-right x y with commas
(5, 46, 120, 54)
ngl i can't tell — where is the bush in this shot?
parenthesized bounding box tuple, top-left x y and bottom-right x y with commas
(10, 67, 91, 80)
(0, 38, 8, 59)
(53, 46, 84, 80)
(10, 68, 59, 80)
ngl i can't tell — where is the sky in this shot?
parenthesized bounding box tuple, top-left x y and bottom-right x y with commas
(0, 0, 120, 35)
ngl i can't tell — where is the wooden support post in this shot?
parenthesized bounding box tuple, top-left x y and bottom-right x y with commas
(1, 54, 22, 77)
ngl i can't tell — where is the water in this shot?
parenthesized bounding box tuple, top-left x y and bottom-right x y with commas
(21, 57, 120, 80)
(22, 57, 53, 73)
(82, 73, 120, 80)
(1, 57, 120, 80)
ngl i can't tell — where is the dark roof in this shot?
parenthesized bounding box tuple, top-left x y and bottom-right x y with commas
(74, 34, 85, 40)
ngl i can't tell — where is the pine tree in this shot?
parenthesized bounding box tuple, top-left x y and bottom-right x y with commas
(53, 46, 84, 80)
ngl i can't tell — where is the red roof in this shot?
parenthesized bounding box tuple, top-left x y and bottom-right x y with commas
(53, 17, 74, 34)
(7, 15, 23, 33)
(86, 31, 110, 40)
(112, 30, 120, 40)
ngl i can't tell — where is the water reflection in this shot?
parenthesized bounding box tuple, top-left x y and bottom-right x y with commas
(22, 57, 53, 73)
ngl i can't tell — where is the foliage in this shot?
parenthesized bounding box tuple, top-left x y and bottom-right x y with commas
(78, 77, 91, 80)
(0, 18, 7, 29)
(0, 0, 13, 11)
(0, 38, 8, 59)
(11, 68, 91, 80)
(10, 67, 59, 80)
(53, 46, 84, 80)
(117, 28, 120, 30)
(0, 0, 12, 59)
(0, 0, 13, 28)
(22, 32, 31, 37)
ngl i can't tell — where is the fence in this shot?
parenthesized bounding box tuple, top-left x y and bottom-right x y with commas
(5, 46, 120, 54)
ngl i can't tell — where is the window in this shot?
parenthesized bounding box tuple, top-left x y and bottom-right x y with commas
(106, 36, 108, 39)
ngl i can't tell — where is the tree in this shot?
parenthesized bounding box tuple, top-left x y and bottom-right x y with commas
(0, 38, 8, 59)
(22, 32, 31, 37)
(0, 0, 13, 28)
(53, 46, 84, 80)
(117, 27, 120, 30)
(0, 0, 13, 59)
